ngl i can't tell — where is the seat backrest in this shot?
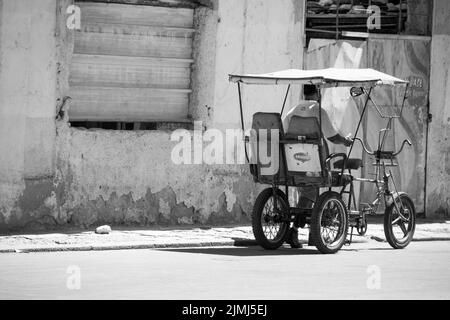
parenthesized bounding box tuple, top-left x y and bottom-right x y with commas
(250, 112, 284, 178)
(252, 112, 284, 133)
(285, 115, 321, 140)
(284, 115, 330, 174)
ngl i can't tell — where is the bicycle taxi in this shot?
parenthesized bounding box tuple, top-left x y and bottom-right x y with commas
(229, 68, 416, 254)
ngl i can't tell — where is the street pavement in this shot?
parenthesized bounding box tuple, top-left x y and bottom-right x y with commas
(1, 219, 449, 253)
(0, 241, 449, 299)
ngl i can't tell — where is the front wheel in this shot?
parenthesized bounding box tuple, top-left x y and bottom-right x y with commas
(310, 191, 348, 254)
(252, 188, 290, 250)
(384, 193, 416, 249)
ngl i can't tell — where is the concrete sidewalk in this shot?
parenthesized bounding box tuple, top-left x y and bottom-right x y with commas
(0, 220, 449, 253)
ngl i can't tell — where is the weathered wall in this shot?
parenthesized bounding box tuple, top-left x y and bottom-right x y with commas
(51, 0, 305, 229)
(214, 0, 304, 131)
(0, 0, 58, 230)
(0, 0, 305, 231)
(366, 37, 430, 215)
(56, 125, 257, 227)
(426, 0, 450, 218)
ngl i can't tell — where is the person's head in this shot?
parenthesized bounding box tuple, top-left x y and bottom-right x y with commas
(303, 84, 319, 101)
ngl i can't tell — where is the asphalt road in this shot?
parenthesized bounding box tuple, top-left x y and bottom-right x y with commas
(0, 241, 449, 299)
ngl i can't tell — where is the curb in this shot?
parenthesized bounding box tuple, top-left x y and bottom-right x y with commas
(0, 239, 258, 254)
(1, 236, 449, 254)
(370, 235, 450, 242)
(410, 237, 450, 242)
(0, 238, 371, 253)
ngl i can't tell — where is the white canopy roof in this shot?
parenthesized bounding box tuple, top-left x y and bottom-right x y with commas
(229, 68, 408, 86)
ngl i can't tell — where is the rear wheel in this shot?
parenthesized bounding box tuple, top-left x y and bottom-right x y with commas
(384, 193, 416, 249)
(310, 191, 348, 254)
(252, 188, 290, 250)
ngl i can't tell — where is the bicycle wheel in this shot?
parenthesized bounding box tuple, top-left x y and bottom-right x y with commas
(310, 191, 348, 254)
(252, 188, 290, 250)
(384, 193, 416, 249)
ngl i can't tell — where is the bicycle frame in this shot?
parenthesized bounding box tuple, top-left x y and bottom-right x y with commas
(332, 84, 412, 239)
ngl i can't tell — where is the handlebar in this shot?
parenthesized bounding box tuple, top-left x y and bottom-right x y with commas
(352, 137, 412, 156)
(352, 137, 374, 155)
(393, 139, 412, 156)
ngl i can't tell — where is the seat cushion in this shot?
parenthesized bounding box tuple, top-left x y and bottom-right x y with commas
(331, 171, 353, 186)
(334, 158, 363, 170)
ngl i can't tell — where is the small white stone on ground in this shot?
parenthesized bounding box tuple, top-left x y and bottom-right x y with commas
(95, 225, 112, 234)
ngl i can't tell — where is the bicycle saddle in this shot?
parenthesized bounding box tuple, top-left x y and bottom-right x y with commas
(333, 158, 363, 170)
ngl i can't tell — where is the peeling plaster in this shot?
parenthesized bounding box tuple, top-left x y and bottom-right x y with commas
(0, 0, 304, 230)
(50, 126, 257, 228)
(224, 188, 237, 212)
(159, 198, 171, 220)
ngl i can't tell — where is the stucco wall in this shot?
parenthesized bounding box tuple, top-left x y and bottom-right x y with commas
(214, 0, 303, 131)
(0, 0, 57, 230)
(56, 124, 258, 227)
(54, 0, 305, 229)
(0, 0, 305, 231)
(426, 0, 450, 218)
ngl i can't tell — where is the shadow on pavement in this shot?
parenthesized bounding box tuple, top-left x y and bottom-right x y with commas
(157, 245, 390, 256)
(363, 247, 398, 251)
(158, 246, 323, 256)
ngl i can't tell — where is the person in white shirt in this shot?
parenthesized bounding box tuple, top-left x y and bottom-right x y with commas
(283, 84, 353, 147)
(282, 84, 352, 248)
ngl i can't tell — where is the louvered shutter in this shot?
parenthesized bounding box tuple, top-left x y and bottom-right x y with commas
(69, 2, 194, 122)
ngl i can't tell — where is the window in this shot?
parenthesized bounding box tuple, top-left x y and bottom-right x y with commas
(305, 0, 432, 44)
(68, 1, 195, 130)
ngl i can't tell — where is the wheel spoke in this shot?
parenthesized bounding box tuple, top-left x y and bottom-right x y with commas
(260, 195, 287, 241)
(392, 215, 402, 225)
(397, 220, 408, 236)
(322, 228, 330, 243)
(391, 205, 409, 238)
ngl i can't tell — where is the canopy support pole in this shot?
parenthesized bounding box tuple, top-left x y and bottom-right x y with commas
(346, 86, 373, 162)
(280, 84, 291, 116)
(237, 82, 250, 163)
(399, 82, 409, 117)
(379, 117, 393, 151)
(317, 85, 323, 139)
(316, 84, 327, 176)
(238, 82, 245, 133)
